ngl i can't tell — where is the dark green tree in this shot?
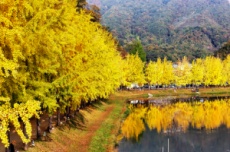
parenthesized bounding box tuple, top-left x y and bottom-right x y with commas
(214, 40, 230, 60)
(127, 37, 146, 62)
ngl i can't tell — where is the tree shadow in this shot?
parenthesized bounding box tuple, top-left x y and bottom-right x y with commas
(58, 111, 87, 131)
(60, 99, 111, 130)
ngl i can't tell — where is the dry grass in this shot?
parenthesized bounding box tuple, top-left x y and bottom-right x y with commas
(28, 102, 115, 152)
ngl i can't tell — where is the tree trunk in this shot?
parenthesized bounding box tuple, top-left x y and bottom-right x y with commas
(75, 106, 79, 115)
(65, 106, 70, 122)
(66, 106, 70, 117)
(57, 107, 60, 126)
(22, 123, 28, 150)
(56, 98, 61, 126)
(5, 130, 10, 152)
(48, 116, 53, 133)
(36, 118, 41, 139)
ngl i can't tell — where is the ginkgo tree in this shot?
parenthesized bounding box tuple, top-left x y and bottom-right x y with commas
(0, 0, 124, 148)
(145, 57, 174, 87)
(22, 0, 124, 126)
(223, 55, 230, 85)
(121, 54, 145, 87)
(0, 0, 42, 148)
(203, 56, 224, 86)
(160, 58, 174, 86)
(191, 58, 204, 86)
(145, 58, 163, 87)
(66, 14, 123, 111)
(174, 57, 192, 86)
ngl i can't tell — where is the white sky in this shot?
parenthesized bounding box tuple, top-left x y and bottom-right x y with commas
(229, 0, 230, 4)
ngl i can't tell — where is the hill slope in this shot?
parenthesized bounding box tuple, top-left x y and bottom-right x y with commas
(88, 0, 230, 61)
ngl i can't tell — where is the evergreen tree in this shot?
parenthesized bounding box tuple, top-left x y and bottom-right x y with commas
(126, 37, 146, 62)
(214, 41, 230, 60)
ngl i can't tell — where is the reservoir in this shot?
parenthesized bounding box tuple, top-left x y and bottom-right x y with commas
(118, 96, 230, 152)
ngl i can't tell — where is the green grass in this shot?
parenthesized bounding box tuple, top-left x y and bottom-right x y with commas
(88, 99, 125, 152)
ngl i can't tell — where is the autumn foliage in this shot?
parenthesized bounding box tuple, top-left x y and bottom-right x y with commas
(0, 0, 230, 149)
(0, 0, 123, 147)
(145, 55, 230, 87)
(121, 99, 230, 140)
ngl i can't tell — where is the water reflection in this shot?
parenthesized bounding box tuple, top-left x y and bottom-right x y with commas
(122, 99, 230, 140)
(119, 98, 230, 152)
(119, 126, 230, 152)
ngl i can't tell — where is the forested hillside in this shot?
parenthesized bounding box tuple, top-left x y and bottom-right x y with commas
(88, 0, 230, 61)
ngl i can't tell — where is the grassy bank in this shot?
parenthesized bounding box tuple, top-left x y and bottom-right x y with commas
(27, 98, 127, 152)
(118, 87, 230, 98)
(25, 87, 230, 152)
(88, 99, 125, 152)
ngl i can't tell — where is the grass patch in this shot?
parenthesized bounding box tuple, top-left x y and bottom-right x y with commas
(88, 100, 125, 152)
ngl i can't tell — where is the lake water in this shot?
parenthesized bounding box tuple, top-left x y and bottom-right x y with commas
(118, 126, 230, 152)
(119, 96, 230, 152)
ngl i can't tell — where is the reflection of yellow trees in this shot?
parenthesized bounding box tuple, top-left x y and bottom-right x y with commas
(173, 103, 193, 131)
(160, 106, 174, 132)
(121, 99, 230, 140)
(192, 101, 226, 129)
(221, 101, 230, 128)
(145, 106, 162, 132)
(121, 106, 146, 140)
(191, 102, 205, 129)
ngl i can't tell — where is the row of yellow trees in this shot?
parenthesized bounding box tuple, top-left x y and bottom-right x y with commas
(120, 55, 230, 89)
(121, 99, 230, 140)
(0, 0, 142, 148)
(145, 56, 230, 87)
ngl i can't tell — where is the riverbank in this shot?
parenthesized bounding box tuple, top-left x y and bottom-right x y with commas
(122, 87, 230, 98)
(2, 87, 229, 152)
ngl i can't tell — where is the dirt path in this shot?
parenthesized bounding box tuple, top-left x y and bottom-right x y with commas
(0, 102, 116, 152)
(76, 105, 115, 152)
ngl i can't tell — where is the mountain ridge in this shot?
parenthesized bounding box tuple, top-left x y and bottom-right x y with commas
(88, 0, 230, 61)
